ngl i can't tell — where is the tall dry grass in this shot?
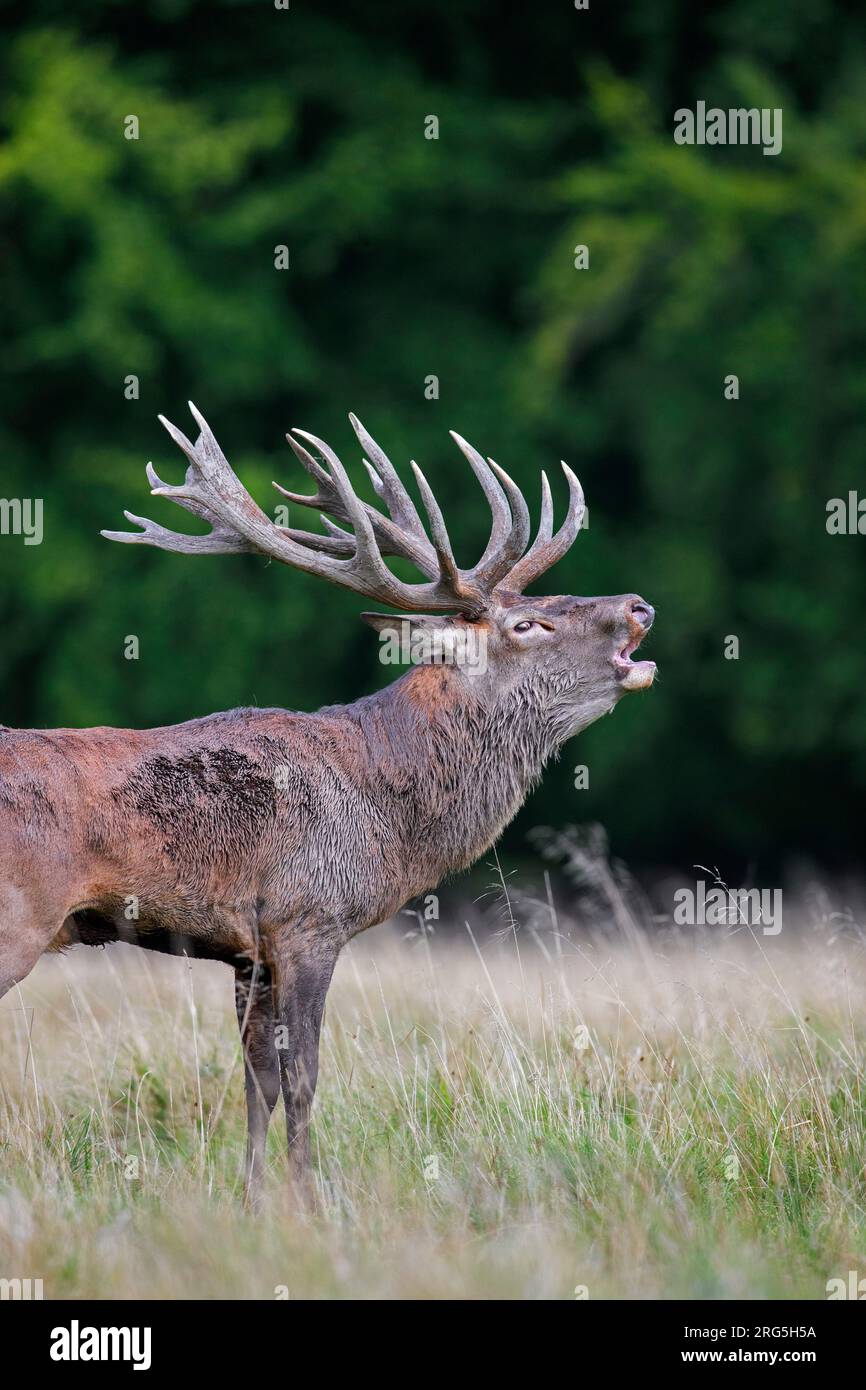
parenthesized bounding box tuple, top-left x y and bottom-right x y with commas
(1, 890, 864, 1299)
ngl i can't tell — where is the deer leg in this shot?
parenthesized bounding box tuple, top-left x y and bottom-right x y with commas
(0, 881, 62, 1001)
(273, 944, 337, 1201)
(234, 958, 280, 1208)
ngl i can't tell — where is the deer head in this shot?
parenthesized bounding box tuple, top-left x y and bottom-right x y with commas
(103, 404, 656, 744)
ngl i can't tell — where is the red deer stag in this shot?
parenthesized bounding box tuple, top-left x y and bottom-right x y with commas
(0, 404, 655, 1202)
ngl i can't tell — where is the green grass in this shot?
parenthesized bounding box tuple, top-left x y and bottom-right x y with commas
(1, 917, 864, 1299)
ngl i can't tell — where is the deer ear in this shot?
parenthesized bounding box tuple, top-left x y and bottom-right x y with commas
(361, 611, 477, 669)
(360, 612, 455, 636)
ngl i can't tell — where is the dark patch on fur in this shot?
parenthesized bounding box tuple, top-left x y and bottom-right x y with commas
(0, 778, 59, 827)
(113, 746, 278, 866)
(83, 820, 110, 854)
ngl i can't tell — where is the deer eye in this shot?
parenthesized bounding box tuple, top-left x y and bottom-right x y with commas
(513, 620, 535, 633)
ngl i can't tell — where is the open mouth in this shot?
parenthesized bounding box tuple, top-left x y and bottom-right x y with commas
(612, 634, 657, 691)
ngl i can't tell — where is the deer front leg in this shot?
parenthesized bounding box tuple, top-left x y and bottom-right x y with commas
(273, 942, 337, 1201)
(0, 880, 67, 1000)
(234, 959, 280, 1209)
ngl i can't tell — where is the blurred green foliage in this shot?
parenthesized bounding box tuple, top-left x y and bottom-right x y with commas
(1, 1, 865, 871)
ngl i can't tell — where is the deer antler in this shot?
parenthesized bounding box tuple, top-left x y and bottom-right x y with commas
(497, 463, 585, 594)
(273, 416, 583, 596)
(102, 405, 584, 612)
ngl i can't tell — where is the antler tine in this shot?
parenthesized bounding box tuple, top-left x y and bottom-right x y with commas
(278, 514, 356, 559)
(361, 458, 385, 497)
(276, 431, 439, 579)
(145, 459, 226, 527)
(499, 462, 585, 594)
(534, 471, 555, 548)
(410, 459, 461, 588)
(349, 414, 430, 544)
(469, 457, 531, 589)
(449, 431, 511, 565)
(187, 402, 273, 519)
(280, 525, 355, 558)
(491, 471, 553, 579)
(320, 515, 353, 540)
(101, 507, 253, 555)
(283, 439, 340, 500)
(447, 432, 532, 588)
(290, 428, 393, 580)
(149, 406, 274, 540)
(156, 413, 197, 466)
(271, 433, 344, 518)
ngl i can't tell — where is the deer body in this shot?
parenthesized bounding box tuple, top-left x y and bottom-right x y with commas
(0, 407, 656, 1202)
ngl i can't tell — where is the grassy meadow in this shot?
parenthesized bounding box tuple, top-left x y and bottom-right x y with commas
(1, 895, 865, 1300)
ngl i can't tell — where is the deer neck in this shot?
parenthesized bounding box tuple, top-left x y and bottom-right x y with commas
(361, 664, 557, 885)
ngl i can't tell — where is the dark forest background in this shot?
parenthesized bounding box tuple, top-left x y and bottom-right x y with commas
(1, 1, 865, 879)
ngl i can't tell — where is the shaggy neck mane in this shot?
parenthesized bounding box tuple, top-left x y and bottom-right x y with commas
(341, 663, 560, 885)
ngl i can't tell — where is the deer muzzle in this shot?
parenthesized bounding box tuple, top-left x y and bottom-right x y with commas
(612, 597, 657, 691)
